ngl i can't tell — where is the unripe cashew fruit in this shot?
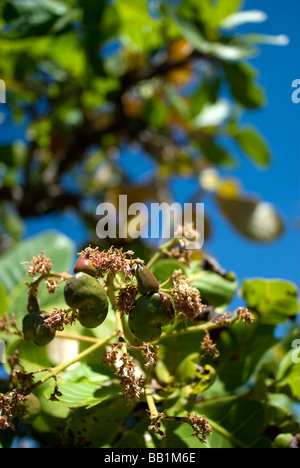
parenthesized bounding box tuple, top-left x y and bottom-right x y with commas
(22, 311, 55, 347)
(129, 292, 175, 342)
(135, 265, 160, 295)
(64, 272, 108, 328)
(74, 253, 97, 277)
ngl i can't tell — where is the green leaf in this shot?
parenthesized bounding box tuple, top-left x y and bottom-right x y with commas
(175, 353, 217, 394)
(80, 0, 120, 76)
(171, 13, 255, 62)
(222, 62, 265, 110)
(65, 396, 134, 447)
(0, 283, 8, 317)
(2, 0, 70, 39)
(200, 139, 236, 167)
(212, 0, 243, 24)
(191, 100, 231, 129)
(44, 381, 122, 409)
(199, 395, 298, 448)
(187, 268, 238, 309)
(116, 0, 161, 51)
(0, 231, 75, 322)
(216, 320, 277, 391)
(241, 33, 290, 47)
(241, 278, 300, 325)
(115, 418, 149, 448)
(151, 259, 187, 285)
(176, 0, 242, 34)
(221, 10, 267, 30)
(216, 195, 285, 242)
(234, 125, 271, 166)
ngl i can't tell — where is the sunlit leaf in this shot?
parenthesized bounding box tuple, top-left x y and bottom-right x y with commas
(240, 278, 299, 325)
(241, 34, 290, 46)
(216, 195, 284, 242)
(234, 125, 271, 166)
(191, 100, 231, 129)
(187, 267, 238, 309)
(221, 10, 268, 30)
(0, 283, 8, 317)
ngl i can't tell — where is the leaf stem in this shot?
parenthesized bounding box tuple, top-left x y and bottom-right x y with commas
(56, 332, 100, 343)
(160, 315, 239, 339)
(106, 272, 127, 354)
(144, 378, 159, 419)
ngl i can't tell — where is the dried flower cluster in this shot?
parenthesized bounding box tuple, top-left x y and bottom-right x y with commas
(201, 331, 220, 359)
(45, 308, 78, 332)
(24, 252, 52, 277)
(237, 307, 255, 324)
(102, 343, 145, 404)
(187, 414, 213, 444)
(170, 270, 205, 321)
(115, 284, 138, 316)
(0, 313, 22, 337)
(140, 343, 158, 369)
(45, 278, 60, 294)
(0, 390, 26, 430)
(14, 370, 35, 390)
(167, 246, 192, 266)
(78, 246, 142, 280)
(147, 409, 167, 437)
(174, 223, 200, 250)
(214, 311, 232, 326)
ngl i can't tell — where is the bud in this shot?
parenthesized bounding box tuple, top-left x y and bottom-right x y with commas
(136, 265, 160, 295)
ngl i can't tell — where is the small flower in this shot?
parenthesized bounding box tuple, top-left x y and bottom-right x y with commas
(215, 311, 232, 326)
(0, 390, 27, 430)
(79, 246, 140, 280)
(45, 278, 60, 294)
(140, 343, 158, 369)
(147, 409, 167, 437)
(187, 414, 212, 444)
(200, 331, 220, 359)
(102, 344, 145, 404)
(170, 271, 205, 321)
(24, 252, 52, 277)
(167, 246, 192, 266)
(116, 285, 138, 316)
(44, 308, 78, 332)
(174, 223, 201, 250)
(236, 307, 255, 324)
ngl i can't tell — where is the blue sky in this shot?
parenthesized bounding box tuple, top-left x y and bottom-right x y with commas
(0, 0, 299, 296)
(206, 0, 300, 287)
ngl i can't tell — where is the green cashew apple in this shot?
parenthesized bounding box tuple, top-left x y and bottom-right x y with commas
(22, 311, 56, 347)
(135, 264, 160, 295)
(64, 272, 108, 328)
(128, 292, 175, 342)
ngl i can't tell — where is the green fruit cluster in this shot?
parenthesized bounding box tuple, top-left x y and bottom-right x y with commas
(64, 272, 108, 329)
(23, 310, 55, 347)
(128, 266, 175, 342)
